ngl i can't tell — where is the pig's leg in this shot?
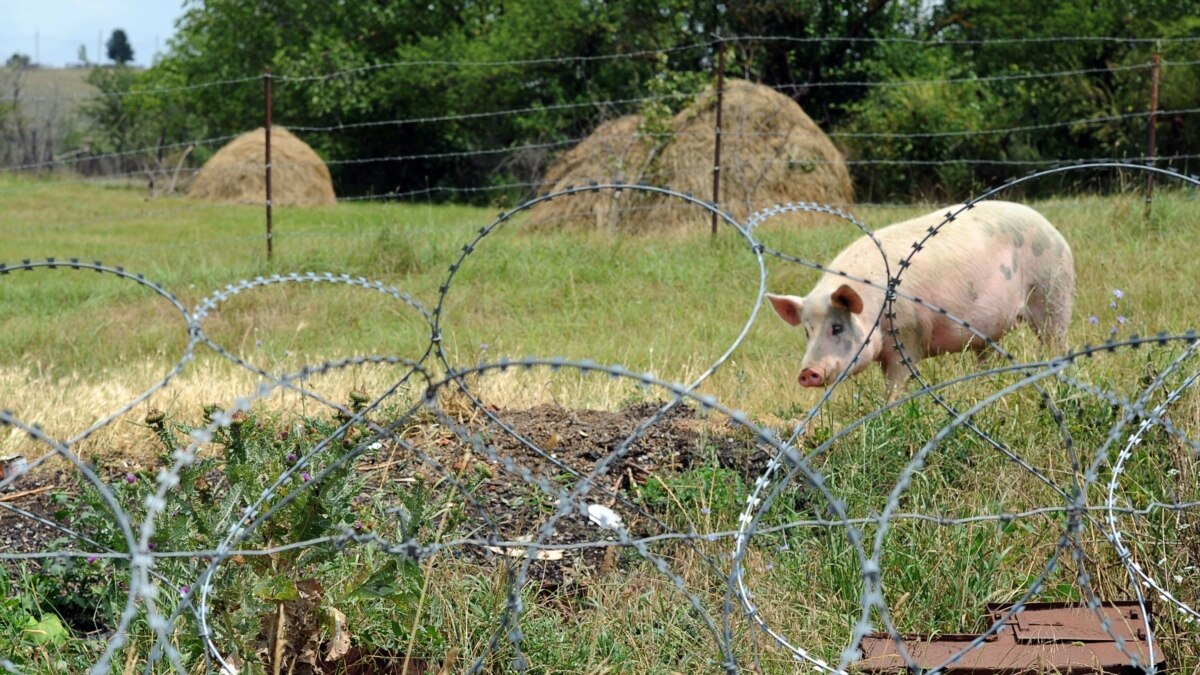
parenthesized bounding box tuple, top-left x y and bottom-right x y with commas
(881, 356, 912, 398)
(1024, 274, 1073, 352)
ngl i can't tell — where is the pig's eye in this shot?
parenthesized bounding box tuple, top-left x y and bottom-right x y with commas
(831, 323, 844, 336)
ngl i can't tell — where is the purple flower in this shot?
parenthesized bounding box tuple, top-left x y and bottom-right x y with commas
(700, 508, 711, 515)
(148, 542, 156, 550)
(1109, 301, 1118, 309)
(1110, 326, 1119, 335)
(1088, 316, 1099, 325)
(1113, 289, 1124, 299)
(180, 585, 190, 595)
(286, 453, 297, 463)
(1117, 315, 1127, 324)
(87, 556, 98, 564)
(301, 472, 311, 482)
(353, 520, 363, 530)
(125, 473, 136, 484)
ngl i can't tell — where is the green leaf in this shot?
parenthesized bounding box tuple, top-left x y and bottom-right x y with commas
(254, 575, 300, 602)
(348, 559, 420, 606)
(22, 614, 68, 647)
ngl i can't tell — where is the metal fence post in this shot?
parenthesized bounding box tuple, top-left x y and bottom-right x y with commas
(1144, 46, 1161, 217)
(264, 67, 274, 259)
(711, 38, 726, 235)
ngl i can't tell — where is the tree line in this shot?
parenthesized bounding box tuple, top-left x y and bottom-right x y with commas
(10, 0, 1200, 202)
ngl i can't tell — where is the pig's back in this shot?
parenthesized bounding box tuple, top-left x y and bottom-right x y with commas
(829, 201, 1067, 288)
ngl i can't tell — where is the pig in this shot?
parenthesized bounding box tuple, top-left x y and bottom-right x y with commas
(766, 200, 1074, 394)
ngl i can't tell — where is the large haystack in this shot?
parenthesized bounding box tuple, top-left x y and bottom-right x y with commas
(189, 127, 336, 206)
(527, 79, 852, 230)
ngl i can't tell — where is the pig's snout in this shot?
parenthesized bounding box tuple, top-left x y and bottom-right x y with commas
(798, 368, 825, 388)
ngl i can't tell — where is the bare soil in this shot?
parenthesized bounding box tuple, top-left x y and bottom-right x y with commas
(2, 402, 771, 590)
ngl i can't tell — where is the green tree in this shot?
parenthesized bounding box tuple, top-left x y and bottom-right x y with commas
(106, 29, 134, 65)
(85, 0, 1200, 201)
(153, 0, 707, 199)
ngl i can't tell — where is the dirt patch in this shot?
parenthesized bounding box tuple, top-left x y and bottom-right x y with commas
(389, 401, 769, 588)
(1, 468, 75, 573)
(2, 402, 773, 591)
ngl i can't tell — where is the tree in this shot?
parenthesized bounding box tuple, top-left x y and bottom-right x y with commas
(106, 29, 134, 65)
(77, 45, 89, 66)
(6, 53, 31, 69)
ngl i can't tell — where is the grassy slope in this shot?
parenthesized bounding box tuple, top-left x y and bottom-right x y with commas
(1, 176, 1198, 671)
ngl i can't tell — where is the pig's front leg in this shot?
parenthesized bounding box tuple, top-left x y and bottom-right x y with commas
(880, 356, 913, 400)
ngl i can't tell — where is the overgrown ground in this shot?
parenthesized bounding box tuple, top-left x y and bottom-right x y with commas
(1, 176, 1198, 672)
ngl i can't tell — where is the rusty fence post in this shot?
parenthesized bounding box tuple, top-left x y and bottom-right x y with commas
(1144, 46, 1161, 218)
(711, 37, 726, 235)
(264, 67, 274, 259)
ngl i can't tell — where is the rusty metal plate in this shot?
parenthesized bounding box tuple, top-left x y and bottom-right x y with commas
(857, 601, 1164, 674)
(1008, 604, 1147, 643)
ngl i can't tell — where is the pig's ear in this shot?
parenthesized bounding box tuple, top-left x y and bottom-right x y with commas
(765, 293, 805, 326)
(831, 284, 864, 315)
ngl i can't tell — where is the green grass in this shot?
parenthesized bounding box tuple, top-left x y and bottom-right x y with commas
(1, 176, 1198, 672)
(2, 176, 1198, 399)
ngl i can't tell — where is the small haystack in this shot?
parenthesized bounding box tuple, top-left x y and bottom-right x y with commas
(527, 79, 852, 230)
(189, 127, 336, 206)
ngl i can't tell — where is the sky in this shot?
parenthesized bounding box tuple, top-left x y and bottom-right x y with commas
(1, 1, 186, 68)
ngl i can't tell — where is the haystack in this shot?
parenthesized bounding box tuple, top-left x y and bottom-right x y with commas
(527, 79, 852, 230)
(189, 127, 336, 206)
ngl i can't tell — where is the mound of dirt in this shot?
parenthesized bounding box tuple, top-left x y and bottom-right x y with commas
(1, 403, 774, 594)
(189, 127, 336, 206)
(527, 79, 853, 231)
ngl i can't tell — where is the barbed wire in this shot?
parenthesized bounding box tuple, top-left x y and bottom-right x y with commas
(9, 32, 1199, 105)
(1, 162, 1199, 674)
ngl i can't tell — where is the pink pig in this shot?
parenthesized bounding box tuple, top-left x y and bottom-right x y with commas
(766, 200, 1075, 393)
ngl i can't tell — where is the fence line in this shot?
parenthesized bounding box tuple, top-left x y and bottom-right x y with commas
(8, 32, 1200, 105)
(4, 32, 1198, 225)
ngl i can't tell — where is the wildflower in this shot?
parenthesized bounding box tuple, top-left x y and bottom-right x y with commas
(180, 585, 190, 595)
(1117, 315, 1127, 325)
(301, 472, 311, 482)
(1109, 301, 1118, 309)
(353, 520, 363, 530)
(87, 556, 98, 564)
(1110, 326, 1119, 335)
(286, 453, 297, 463)
(700, 508, 711, 515)
(125, 473, 137, 484)
(1113, 289, 1124, 299)
(1088, 316, 1099, 325)
(148, 542, 156, 550)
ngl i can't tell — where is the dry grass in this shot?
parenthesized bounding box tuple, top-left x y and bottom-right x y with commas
(527, 79, 853, 231)
(0, 358, 423, 467)
(188, 126, 336, 206)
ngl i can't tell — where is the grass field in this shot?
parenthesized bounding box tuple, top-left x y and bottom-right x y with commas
(0, 176, 1198, 440)
(1, 175, 1198, 672)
